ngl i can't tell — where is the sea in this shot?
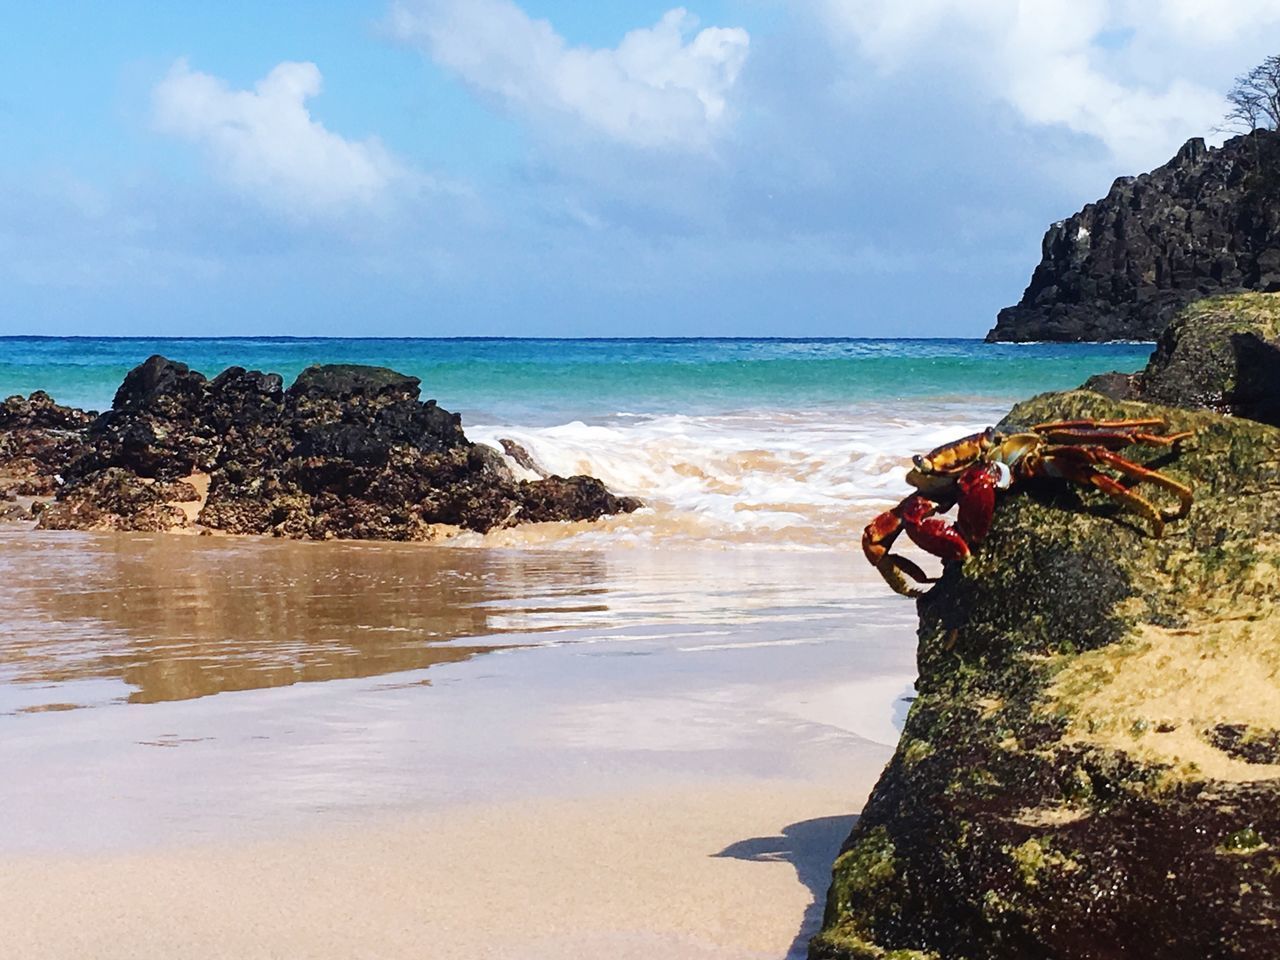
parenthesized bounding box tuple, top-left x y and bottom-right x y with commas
(0, 337, 1152, 550)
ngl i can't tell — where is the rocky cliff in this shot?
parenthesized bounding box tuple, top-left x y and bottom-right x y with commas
(814, 305, 1280, 957)
(988, 130, 1280, 342)
(0, 356, 640, 538)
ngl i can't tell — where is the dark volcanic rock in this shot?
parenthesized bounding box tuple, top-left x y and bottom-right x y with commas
(1079, 370, 1139, 401)
(74, 356, 281, 481)
(0, 391, 95, 497)
(812, 391, 1280, 959)
(0, 391, 95, 432)
(39, 356, 640, 539)
(0, 501, 31, 522)
(500, 438, 549, 478)
(989, 131, 1280, 342)
(1082, 292, 1280, 426)
(516, 476, 643, 524)
(285, 364, 465, 463)
(39, 469, 199, 532)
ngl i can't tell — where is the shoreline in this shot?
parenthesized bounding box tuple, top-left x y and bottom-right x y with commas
(0, 530, 909, 957)
(0, 532, 915, 859)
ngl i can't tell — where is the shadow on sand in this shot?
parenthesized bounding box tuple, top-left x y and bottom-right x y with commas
(714, 813, 859, 960)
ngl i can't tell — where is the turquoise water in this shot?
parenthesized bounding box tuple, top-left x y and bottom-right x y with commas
(0, 338, 1150, 424)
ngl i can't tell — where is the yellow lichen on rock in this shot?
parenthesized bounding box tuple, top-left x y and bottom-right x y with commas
(1046, 615, 1280, 782)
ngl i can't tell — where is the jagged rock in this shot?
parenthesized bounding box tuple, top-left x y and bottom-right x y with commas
(0, 391, 95, 497)
(812, 391, 1280, 959)
(989, 131, 1280, 342)
(74, 357, 280, 481)
(516, 476, 643, 523)
(1079, 370, 1139, 401)
(1082, 292, 1280, 426)
(500, 439, 549, 478)
(30, 356, 640, 538)
(39, 469, 198, 532)
(0, 391, 95, 432)
(0, 501, 30, 522)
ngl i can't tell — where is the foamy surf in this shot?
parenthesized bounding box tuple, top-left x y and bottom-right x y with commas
(466, 403, 1006, 549)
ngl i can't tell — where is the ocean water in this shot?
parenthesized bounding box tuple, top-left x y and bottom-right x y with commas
(0, 337, 1151, 549)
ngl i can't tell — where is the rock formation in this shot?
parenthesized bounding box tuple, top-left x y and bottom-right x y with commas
(1083, 292, 1280, 427)
(0, 391, 95, 505)
(2, 356, 640, 538)
(814, 305, 1280, 957)
(988, 130, 1280, 342)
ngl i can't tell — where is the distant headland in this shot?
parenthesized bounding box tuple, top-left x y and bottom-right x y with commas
(989, 129, 1280, 342)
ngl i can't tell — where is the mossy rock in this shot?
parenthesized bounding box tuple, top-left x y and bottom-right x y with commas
(812, 390, 1280, 959)
(1089, 292, 1280, 426)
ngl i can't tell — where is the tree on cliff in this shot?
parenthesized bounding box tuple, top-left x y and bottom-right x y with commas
(1221, 54, 1280, 133)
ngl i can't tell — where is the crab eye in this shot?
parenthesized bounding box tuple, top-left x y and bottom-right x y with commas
(983, 426, 998, 443)
(912, 454, 927, 470)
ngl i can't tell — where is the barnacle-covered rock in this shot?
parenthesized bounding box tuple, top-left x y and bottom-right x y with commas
(1, 356, 639, 538)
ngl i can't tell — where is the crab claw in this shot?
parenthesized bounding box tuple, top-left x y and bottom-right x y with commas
(901, 494, 971, 562)
(955, 462, 1005, 545)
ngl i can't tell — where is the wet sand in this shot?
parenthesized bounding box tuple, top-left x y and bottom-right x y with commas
(0, 529, 916, 957)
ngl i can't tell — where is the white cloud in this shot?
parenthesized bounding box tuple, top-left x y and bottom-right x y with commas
(820, 0, 1280, 169)
(389, 1, 749, 150)
(153, 60, 408, 218)
(1135, 0, 1280, 44)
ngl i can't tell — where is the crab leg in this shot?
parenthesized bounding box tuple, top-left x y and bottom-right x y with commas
(1088, 448, 1194, 522)
(1033, 419, 1193, 448)
(862, 501, 937, 597)
(1035, 418, 1167, 430)
(1039, 447, 1188, 537)
(955, 462, 1005, 545)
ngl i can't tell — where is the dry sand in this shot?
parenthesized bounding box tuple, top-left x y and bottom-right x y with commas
(0, 779, 874, 960)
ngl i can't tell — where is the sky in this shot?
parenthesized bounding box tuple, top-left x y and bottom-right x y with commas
(3, 1, 1279, 338)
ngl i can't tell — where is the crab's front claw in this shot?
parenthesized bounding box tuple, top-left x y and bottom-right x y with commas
(900, 493, 971, 562)
(954, 462, 1008, 546)
(877, 555, 937, 597)
(863, 502, 937, 597)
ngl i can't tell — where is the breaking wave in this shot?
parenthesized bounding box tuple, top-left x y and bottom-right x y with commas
(465, 402, 1005, 549)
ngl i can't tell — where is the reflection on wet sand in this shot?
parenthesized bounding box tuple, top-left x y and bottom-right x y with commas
(0, 528, 916, 856)
(0, 531, 612, 706)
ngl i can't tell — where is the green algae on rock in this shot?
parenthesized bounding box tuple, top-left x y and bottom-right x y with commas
(1083, 291, 1280, 427)
(812, 390, 1280, 959)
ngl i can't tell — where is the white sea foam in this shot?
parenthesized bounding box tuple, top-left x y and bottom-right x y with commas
(465, 403, 1005, 549)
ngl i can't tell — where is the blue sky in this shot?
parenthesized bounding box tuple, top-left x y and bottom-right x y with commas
(3, 1, 1278, 337)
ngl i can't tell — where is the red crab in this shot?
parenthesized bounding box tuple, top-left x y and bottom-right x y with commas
(862, 418, 1194, 597)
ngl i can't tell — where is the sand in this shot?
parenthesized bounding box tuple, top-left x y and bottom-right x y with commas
(0, 531, 915, 958)
(0, 779, 876, 960)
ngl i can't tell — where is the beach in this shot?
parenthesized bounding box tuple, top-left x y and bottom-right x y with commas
(0, 532, 911, 958)
(2, 782, 872, 960)
(0, 338, 1150, 957)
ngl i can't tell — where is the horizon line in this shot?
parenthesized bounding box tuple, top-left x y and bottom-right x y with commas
(0, 335, 1154, 345)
